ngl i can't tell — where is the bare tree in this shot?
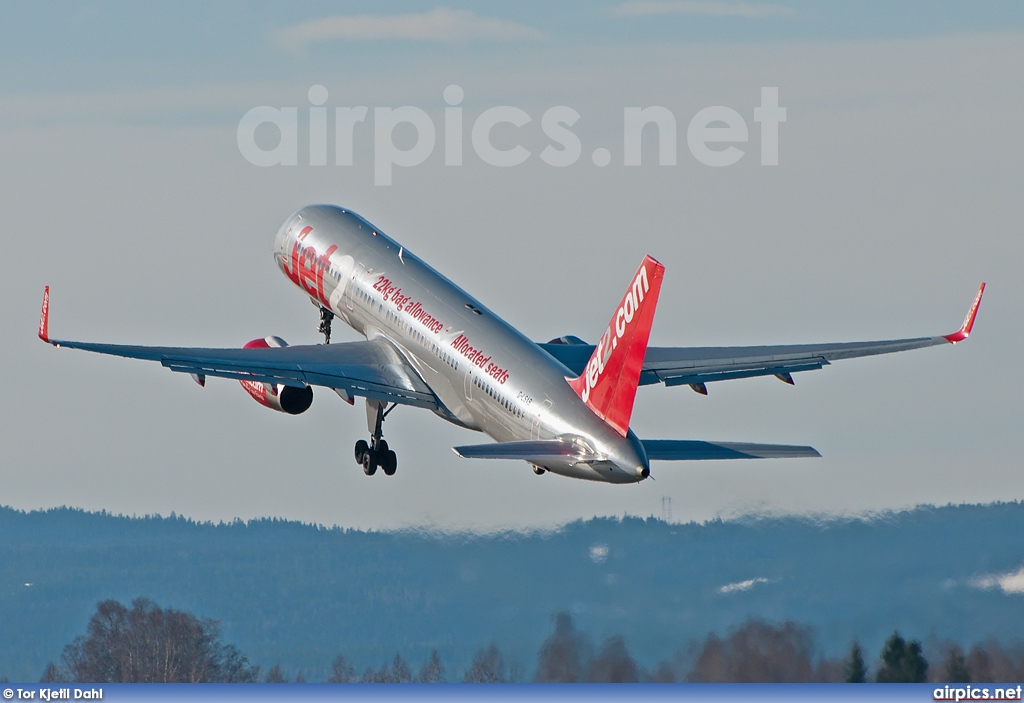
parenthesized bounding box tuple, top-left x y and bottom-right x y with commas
(688, 633, 728, 682)
(417, 650, 446, 683)
(586, 636, 640, 683)
(327, 654, 355, 683)
(812, 656, 845, 683)
(60, 598, 257, 683)
(967, 640, 1024, 682)
(390, 654, 412, 683)
(929, 646, 966, 683)
(688, 619, 815, 682)
(648, 648, 698, 683)
(650, 660, 677, 683)
(507, 658, 525, 683)
(362, 654, 412, 683)
(463, 644, 505, 683)
(264, 664, 287, 683)
(534, 612, 592, 682)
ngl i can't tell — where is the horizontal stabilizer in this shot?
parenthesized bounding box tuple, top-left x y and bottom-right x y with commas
(642, 439, 820, 461)
(453, 440, 600, 463)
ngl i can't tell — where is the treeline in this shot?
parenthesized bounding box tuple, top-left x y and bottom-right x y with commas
(8, 503, 1024, 681)
(30, 598, 1024, 683)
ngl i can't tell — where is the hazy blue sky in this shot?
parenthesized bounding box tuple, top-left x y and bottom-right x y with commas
(2, 2, 1022, 530)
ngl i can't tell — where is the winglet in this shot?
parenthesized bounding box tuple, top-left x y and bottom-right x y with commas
(38, 286, 50, 343)
(944, 282, 985, 344)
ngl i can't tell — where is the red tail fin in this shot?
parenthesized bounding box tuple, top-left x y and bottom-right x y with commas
(568, 256, 665, 436)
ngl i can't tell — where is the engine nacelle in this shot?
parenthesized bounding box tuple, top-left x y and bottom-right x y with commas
(239, 336, 313, 415)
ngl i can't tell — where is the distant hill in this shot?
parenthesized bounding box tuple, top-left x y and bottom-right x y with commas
(2, 502, 1023, 681)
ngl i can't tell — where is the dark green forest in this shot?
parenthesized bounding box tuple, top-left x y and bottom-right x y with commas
(2, 502, 1024, 681)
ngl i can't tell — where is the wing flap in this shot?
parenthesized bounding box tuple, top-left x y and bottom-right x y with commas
(659, 359, 828, 386)
(642, 439, 820, 460)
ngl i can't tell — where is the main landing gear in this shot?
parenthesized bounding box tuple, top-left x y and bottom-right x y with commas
(319, 306, 334, 344)
(354, 399, 398, 476)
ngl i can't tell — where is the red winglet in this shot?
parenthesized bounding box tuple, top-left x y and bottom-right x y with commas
(568, 256, 665, 436)
(944, 282, 985, 344)
(38, 286, 50, 343)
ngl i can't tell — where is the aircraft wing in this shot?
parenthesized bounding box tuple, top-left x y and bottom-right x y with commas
(541, 283, 985, 393)
(37, 289, 437, 409)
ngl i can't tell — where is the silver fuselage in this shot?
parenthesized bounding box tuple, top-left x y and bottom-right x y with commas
(273, 205, 649, 483)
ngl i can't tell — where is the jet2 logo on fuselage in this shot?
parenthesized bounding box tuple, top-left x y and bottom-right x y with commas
(282, 226, 338, 307)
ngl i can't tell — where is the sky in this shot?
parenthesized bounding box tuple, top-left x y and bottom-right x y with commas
(1, 2, 1022, 532)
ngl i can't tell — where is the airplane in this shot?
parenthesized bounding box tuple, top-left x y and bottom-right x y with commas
(37, 205, 985, 483)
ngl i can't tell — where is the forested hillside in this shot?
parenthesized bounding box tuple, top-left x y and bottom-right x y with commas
(2, 503, 1023, 681)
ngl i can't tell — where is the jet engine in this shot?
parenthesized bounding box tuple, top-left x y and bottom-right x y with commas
(239, 336, 313, 415)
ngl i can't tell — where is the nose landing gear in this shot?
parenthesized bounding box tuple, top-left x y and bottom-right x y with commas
(353, 399, 398, 476)
(318, 306, 334, 344)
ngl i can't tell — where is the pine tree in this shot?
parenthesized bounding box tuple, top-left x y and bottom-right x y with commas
(876, 632, 928, 683)
(844, 641, 867, 683)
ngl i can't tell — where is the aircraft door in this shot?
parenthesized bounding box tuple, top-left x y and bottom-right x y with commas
(531, 399, 552, 440)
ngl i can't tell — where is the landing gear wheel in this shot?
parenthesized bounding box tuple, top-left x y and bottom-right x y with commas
(361, 449, 377, 476)
(354, 440, 369, 465)
(363, 400, 399, 477)
(382, 450, 398, 476)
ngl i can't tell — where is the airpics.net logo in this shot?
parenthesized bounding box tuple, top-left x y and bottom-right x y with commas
(237, 84, 786, 186)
